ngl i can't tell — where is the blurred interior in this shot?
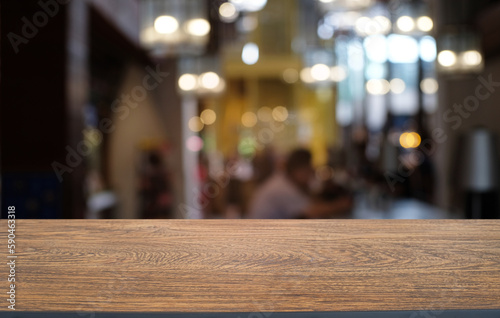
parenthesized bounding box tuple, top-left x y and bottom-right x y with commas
(1, 0, 500, 219)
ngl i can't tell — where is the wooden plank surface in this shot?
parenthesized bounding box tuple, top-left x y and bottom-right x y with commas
(0, 219, 499, 312)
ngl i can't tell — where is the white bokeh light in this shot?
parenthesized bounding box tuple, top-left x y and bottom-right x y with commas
(317, 23, 334, 40)
(219, 2, 239, 23)
(300, 67, 314, 83)
(437, 50, 457, 67)
(366, 79, 390, 95)
(420, 78, 439, 94)
(178, 74, 198, 91)
(462, 50, 482, 66)
(390, 78, 406, 94)
(364, 35, 387, 63)
(388, 34, 419, 63)
(355, 17, 371, 35)
(199, 72, 220, 90)
(372, 16, 391, 34)
(242, 42, 259, 65)
(419, 36, 437, 62)
(396, 16, 414, 32)
(230, 0, 267, 12)
(154, 15, 179, 34)
(186, 19, 211, 36)
(311, 64, 331, 81)
(356, 16, 391, 36)
(416, 16, 433, 32)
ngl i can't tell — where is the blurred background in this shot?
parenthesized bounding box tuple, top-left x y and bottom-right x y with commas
(1, 0, 500, 219)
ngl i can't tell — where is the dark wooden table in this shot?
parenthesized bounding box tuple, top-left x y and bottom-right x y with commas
(1, 220, 499, 312)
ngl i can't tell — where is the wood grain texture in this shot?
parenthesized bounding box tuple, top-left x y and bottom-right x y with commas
(0, 220, 499, 312)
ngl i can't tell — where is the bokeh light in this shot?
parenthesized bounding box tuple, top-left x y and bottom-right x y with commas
(300, 67, 314, 83)
(230, 0, 267, 12)
(390, 78, 406, 94)
(282, 68, 299, 84)
(317, 23, 334, 39)
(186, 135, 204, 152)
(219, 2, 239, 23)
(437, 50, 457, 67)
(188, 116, 204, 132)
(272, 106, 289, 122)
(199, 72, 220, 89)
(310, 63, 331, 81)
(419, 36, 437, 62)
(462, 50, 482, 66)
(396, 16, 415, 32)
(420, 78, 439, 94)
(241, 112, 257, 127)
(372, 16, 391, 34)
(186, 18, 211, 36)
(154, 15, 178, 34)
(200, 109, 216, 125)
(399, 132, 422, 148)
(242, 42, 259, 65)
(416, 16, 433, 32)
(178, 74, 198, 91)
(366, 79, 390, 95)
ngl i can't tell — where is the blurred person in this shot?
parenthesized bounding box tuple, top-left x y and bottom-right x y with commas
(248, 148, 352, 219)
(317, 172, 354, 218)
(252, 146, 276, 185)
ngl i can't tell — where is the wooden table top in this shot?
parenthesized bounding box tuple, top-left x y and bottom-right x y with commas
(1, 219, 499, 312)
